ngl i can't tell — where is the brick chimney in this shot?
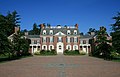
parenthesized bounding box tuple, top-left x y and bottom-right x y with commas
(75, 24, 78, 29)
(40, 24, 44, 29)
(15, 26, 20, 34)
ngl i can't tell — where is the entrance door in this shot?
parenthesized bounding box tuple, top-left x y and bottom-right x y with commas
(57, 42, 64, 54)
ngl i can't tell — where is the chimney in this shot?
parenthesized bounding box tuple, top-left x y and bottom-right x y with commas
(15, 26, 20, 34)
(90, 32, 95, 35)
(75, 24, 78, 29)
(40, 24, 44, 29)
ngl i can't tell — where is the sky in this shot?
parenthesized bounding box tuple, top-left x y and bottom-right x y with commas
(0, 0, 120, 34)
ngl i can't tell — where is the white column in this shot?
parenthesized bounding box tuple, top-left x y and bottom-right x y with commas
(86, 46, 88, 54)
(32, 46, 34, 54)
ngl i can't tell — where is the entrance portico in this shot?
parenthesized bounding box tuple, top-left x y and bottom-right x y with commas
(57, 42, 64, 54)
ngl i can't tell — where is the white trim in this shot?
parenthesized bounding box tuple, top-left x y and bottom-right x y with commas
(42, 45, 47, 50)
(55, 31, 66, 36)
(57, 42, 64, 54)
(66, 45, 71, 50)
(49, 45, 54, 50)
(73, 45, 78, 50)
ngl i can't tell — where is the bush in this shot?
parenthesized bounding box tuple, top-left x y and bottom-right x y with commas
(79, 51, 86, 55)
(39, 50, 57, 55)
(34, 51, 40, 55)
(64, 50, 80, 55)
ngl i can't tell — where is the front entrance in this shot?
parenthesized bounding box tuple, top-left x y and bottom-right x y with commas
(57, 42, 64, 54)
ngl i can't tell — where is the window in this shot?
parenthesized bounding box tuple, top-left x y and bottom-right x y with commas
(74, 37, 77, 43)
(44, 46, 46, 50)
(43, 30, 46, 35)
(34, 40, 37, 44)
(67, 37, 70, 43)
(37, 40, 40, 44)
(38, 46, 40, 48)
(50, 37, 53, 42)
(67, 30, 71, 35)
(59, 45, 61, 49)
(80, 40, 83, 44)
(74, 30, 77, 35)
(50, 30, 53, 35)
(75, 46, 77, 50)
(43, 37, 46, 42)
(50, 46, 52, 50)
(70, 38, 73, 42)
(68, 46, 70, 50)
(83, 40, 86, 44)
(58, 37, 62, 42)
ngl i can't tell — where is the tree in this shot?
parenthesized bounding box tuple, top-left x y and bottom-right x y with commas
(29, 23, 40, 35)
(87, 28, 98, 35)
(111, 12, 120, 54)
(0, 11, 20, 57)
(94, 26, 111, 59)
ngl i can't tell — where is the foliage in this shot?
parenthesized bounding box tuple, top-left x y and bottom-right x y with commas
(111, 12, 120, 54)
(36, 49, 57, 55)
(93, 26, 112, 59)
(87, 28, 98, 35)
(79, 51, 86, 55)
(0, 11, 31, 60)
(29, 23, 40, 35)
(64, 50, 80, 55)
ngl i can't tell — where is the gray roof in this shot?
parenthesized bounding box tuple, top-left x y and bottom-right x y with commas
(25, 35, 40, 38)
(40, 27, 80, 36)
(80, 35, 94, 39)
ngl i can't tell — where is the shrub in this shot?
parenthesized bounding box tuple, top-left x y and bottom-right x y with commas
(64, 50, 80, 55)
(39, 50, 56, 55)
(79, 51, 86, 55)
(34, 51, 40, 55)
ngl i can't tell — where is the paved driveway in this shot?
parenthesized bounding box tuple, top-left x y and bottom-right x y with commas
(0, 55, 120, 77)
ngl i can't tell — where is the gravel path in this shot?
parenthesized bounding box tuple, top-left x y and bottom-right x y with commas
(0, 55, 120, 77)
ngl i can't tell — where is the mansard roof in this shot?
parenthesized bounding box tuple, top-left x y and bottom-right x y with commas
(80, 35, 94, 39)
(25, 35, 40, 38)
(40, 26, 80, 36)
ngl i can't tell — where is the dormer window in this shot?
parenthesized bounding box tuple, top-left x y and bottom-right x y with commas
(50, 30, 53, 35)
(43, 30, 46, 35)
(67, 30, 71, 35)
(74, 30, 77, 35)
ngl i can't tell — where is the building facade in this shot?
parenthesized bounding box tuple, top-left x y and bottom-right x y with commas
(25, 24, 98, 54)
(40, 24, 80, 54)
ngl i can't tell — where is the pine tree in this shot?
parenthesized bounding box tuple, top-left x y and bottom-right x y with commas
(111, 12, 120, 54)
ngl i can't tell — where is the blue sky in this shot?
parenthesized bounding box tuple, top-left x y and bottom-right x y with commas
(0, 0, 120, 34)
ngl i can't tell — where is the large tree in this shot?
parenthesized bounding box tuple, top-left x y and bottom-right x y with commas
(0, 11, 20, 57)
(111, 12, 120, 54)
(29, 23, 40, 35)
(94, 26, 111, 59)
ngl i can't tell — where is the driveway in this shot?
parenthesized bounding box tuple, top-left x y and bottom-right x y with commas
(0, 55, 120, 77)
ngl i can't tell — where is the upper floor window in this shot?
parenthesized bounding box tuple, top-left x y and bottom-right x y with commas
(83, 40, 86, 44)
(34, 40, 37, 44)
(50, 37, 53, 42)
(74, 30, 77, 35)
(66, 37, 70, 43)
(50, 30, 53, 35)
(74, 37, 78, 43)
(67, 30, 71, 35)
(43, 30, 46, 35)
(80, 40, 83, 44)
(58, 37, 62, 42)
(43, 37, 46, 42)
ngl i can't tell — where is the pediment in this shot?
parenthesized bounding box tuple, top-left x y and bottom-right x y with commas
(55, 31, 66, 36)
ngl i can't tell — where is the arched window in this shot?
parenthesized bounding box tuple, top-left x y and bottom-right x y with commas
(67, 30, 71, 35)
(43, 30, 46, 35)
